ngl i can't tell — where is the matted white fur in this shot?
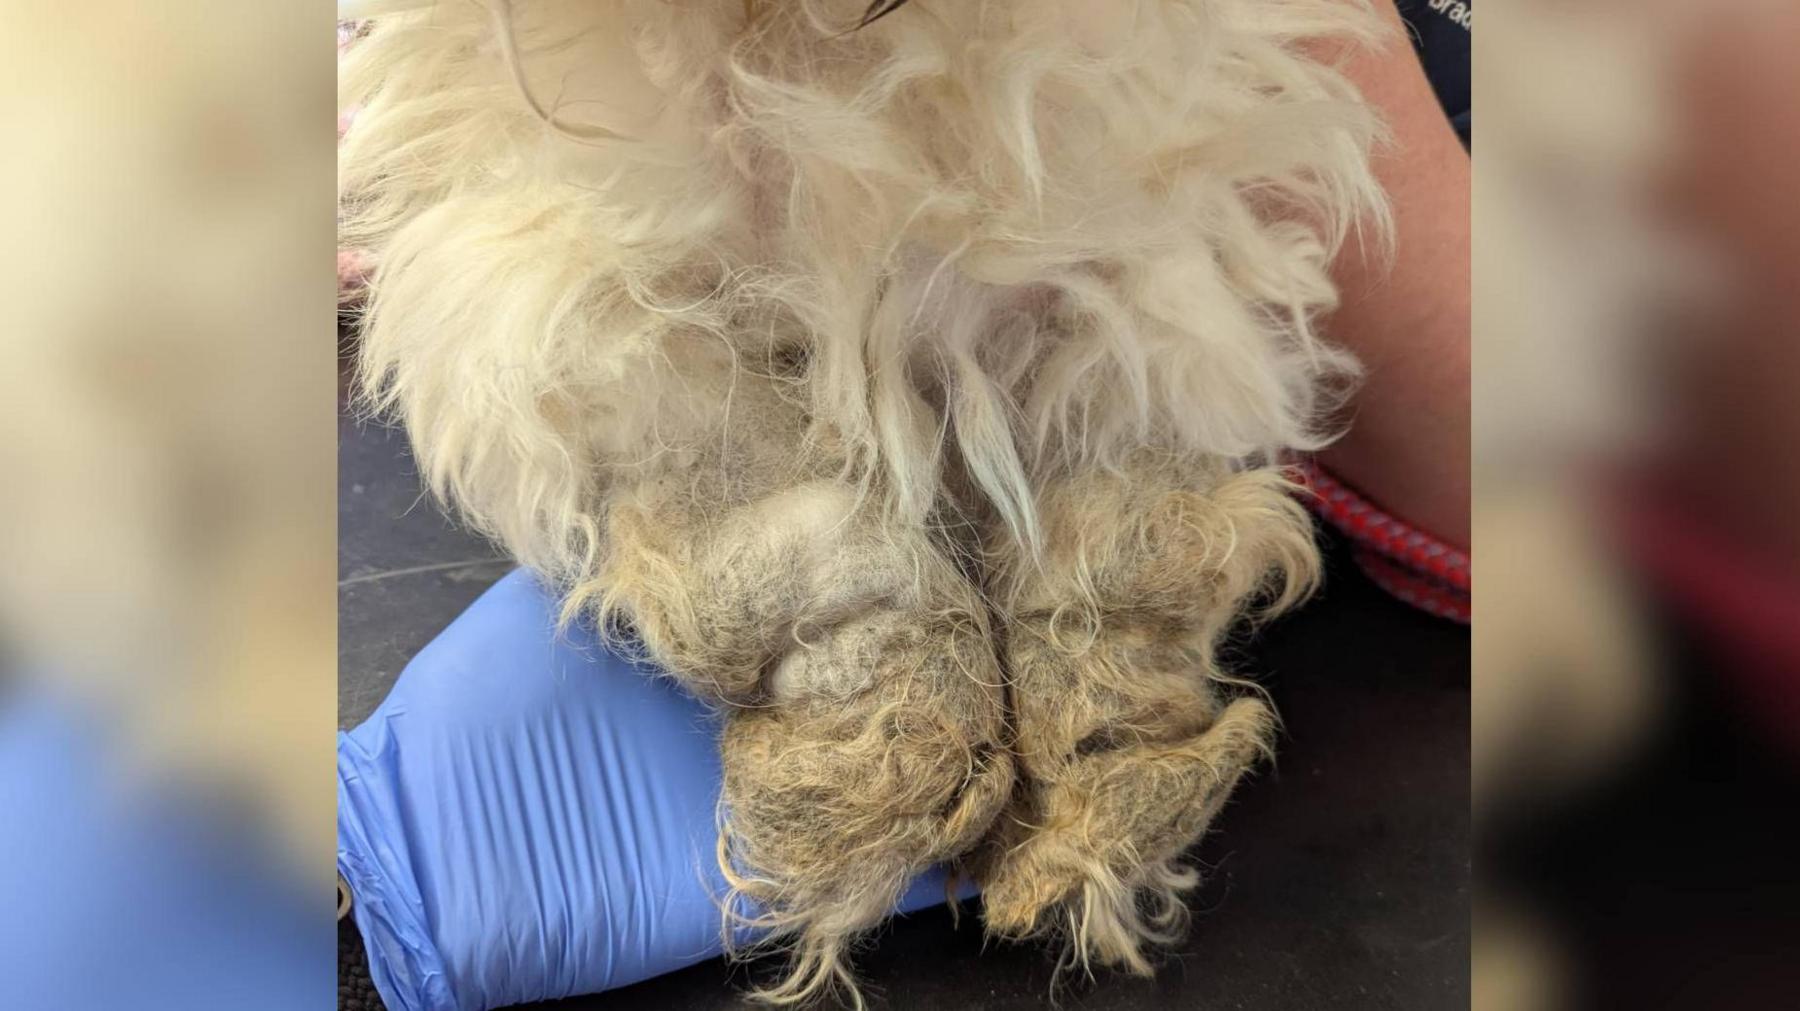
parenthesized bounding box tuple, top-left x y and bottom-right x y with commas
(342, 0, 1387, 574)
(340, 0, 1390, 1003)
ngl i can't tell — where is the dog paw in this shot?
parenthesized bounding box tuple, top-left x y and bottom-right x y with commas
(980, 695, 1275, 975)
(718, 609, 1014, 1004)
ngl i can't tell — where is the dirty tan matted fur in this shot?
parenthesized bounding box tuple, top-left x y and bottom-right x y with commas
(339, 0, 1388, 1004)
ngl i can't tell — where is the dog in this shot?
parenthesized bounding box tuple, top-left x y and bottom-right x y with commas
(340, 0, 1387, 1002)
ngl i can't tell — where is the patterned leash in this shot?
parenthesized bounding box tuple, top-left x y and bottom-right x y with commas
(1291, 460, 1470, 623)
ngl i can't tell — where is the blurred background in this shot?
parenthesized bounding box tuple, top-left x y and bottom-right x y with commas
(0, 2, 334, 1008)
(1475, 0, 1800, 1006)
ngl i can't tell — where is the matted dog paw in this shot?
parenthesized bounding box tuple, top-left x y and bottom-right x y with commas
(979, 697, 1275, 975)
(719, 609, 1014, 1004)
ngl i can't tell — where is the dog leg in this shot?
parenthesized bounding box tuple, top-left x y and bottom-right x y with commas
(979, 459, 1316, 977)
(722, 595, 1013, 1006)
(591, 382, 1012, 1006)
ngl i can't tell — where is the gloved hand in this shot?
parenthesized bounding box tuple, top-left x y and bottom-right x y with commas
(338, 569, 971, 1011)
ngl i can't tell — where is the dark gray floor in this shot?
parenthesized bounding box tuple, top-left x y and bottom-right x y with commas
(339, 407, 1471, 1009)
(338, 411, 509, 728)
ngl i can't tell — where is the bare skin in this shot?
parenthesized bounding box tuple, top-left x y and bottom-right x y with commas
(1316, 2, 1472, 549)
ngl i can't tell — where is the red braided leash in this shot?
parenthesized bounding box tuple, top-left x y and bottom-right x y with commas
(1290, 460, 1470, 623)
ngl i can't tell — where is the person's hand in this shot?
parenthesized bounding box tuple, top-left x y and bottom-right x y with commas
(338, 570, 967, 1011)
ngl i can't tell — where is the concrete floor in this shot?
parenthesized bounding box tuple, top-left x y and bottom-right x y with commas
(339, 409, 1472, 1009)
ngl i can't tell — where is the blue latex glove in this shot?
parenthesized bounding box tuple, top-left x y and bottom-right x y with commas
(338, 569, 971, 1011)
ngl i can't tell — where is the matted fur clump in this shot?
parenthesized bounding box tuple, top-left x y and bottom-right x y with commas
(340, 0, 1387, 1004)
(976, 457, 1311, 973)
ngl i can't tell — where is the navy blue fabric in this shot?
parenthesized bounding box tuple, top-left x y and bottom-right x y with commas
(337, 569, 970, 1011)
(1396, 0, 1472, 145)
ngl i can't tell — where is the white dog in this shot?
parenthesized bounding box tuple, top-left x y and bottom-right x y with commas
(340, 0, 1387, 1003)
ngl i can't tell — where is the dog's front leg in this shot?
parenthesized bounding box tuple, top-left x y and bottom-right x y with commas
(594, 394, 1013, 1006)
(978, 455, 1316, 977)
